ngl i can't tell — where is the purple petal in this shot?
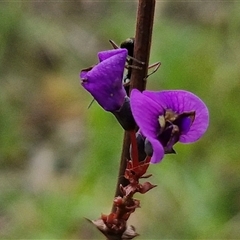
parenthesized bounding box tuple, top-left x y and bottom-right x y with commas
(130, 90, 166, 162)
(148, 137, 165, 164)
(98, 48, 127, 62)
(143, 90, 209, 143)
(80, 70, 88, 79)
(179, 116, 192, 134)
(80, 49, 127, 111)
(130, 89, 164, 139)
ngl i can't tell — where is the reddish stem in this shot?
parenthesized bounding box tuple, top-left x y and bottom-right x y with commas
(130, 131, 139, 168)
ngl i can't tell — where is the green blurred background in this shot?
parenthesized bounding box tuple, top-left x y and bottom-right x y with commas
(0, 1, 240, 239)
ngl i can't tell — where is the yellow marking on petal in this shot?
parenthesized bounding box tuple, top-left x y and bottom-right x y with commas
(165, 109, 178, 122)
(158, 115, 166, 129)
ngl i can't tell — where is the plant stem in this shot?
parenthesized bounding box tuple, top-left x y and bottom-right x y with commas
(130, 0, 156, 91)
(113, 0, 156, 206)
(113, 131, 131, 201)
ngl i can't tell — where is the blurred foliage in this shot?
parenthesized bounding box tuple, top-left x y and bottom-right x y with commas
(0, 1, 240, 239)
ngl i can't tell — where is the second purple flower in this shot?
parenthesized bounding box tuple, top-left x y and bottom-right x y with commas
(80, 48, 128, 112)
(130, 89, 209, 164)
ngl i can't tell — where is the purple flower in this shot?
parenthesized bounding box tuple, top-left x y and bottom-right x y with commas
(80, 49, 128, 112)
(130, 89, 209, 164)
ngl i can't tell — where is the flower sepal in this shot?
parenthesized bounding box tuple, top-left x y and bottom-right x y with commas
(113, 96, 136, 131)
